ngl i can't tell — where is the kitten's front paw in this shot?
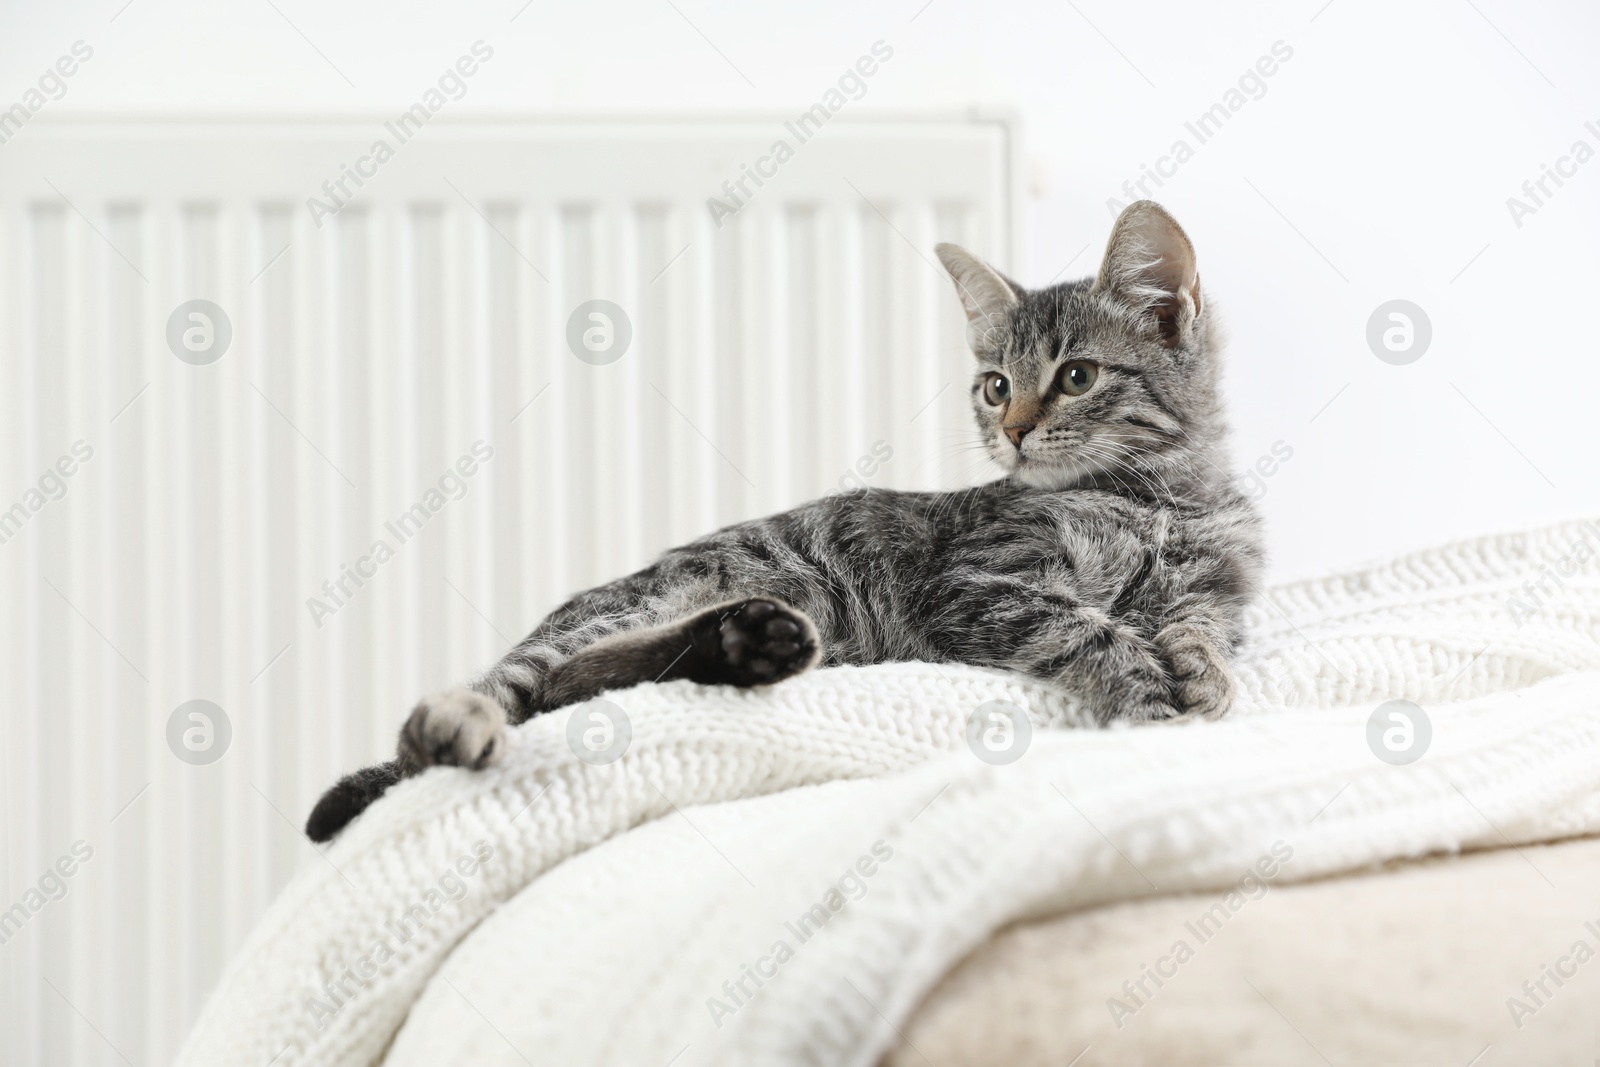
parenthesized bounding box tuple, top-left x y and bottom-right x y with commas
(399, 689, 508, 770)
(1156, 622, 1236, 720)
(1120, 696, 1184, 724)
(692, 598, 821, 687)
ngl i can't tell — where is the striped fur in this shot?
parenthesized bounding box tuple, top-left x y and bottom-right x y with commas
(305, 200, 1263, 841)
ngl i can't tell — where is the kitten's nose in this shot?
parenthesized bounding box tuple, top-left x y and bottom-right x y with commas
(1003, 422, 1034, 449)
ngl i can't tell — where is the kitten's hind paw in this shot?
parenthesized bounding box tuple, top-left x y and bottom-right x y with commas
(399, 688, 508, 770)
(688, 597, 821, 688)
(1156, 622, 1237, 720)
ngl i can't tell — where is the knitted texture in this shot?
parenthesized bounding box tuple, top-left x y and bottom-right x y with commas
(174, 519, 1600, 1067)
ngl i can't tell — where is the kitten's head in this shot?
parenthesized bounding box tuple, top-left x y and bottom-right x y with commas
(937, 200, 1224, 493)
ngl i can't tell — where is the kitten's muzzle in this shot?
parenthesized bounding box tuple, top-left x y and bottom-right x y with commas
(1003, 420, 1036, 449)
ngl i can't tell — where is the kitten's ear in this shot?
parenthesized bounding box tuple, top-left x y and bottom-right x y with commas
(1093, 201, 1201, 346)
(935, 243, 1019, 351)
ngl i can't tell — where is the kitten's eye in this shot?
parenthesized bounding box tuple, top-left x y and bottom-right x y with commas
(1057, 360, 1098, 397)
(982, 373, 1010, 406)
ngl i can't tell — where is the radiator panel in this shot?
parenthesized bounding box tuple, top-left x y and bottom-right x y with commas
(0, 115, 1014, 1064)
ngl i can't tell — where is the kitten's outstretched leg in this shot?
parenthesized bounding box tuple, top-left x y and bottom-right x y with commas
(405, 597, 821, 759)
(398, 595, 819, 773)
(305, 597, 820, 842)
(539, 595, 822, 708)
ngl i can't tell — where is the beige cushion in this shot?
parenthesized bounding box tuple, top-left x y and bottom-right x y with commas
(884, 836, 1600, 1065)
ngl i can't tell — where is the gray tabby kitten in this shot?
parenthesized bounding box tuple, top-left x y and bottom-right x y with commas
(306, 200, 1264, 841)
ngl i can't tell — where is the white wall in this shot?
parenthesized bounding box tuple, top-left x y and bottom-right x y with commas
(5, 0, 1597, 576)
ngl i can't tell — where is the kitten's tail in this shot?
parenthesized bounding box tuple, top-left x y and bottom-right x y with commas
(305, 759, 408, 843)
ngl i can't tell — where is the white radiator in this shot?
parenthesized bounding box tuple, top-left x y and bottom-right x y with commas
(0, 114, 1015, 1064)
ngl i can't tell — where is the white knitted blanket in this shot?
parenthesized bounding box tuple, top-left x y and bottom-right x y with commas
(176, 519, 1600, 1067)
